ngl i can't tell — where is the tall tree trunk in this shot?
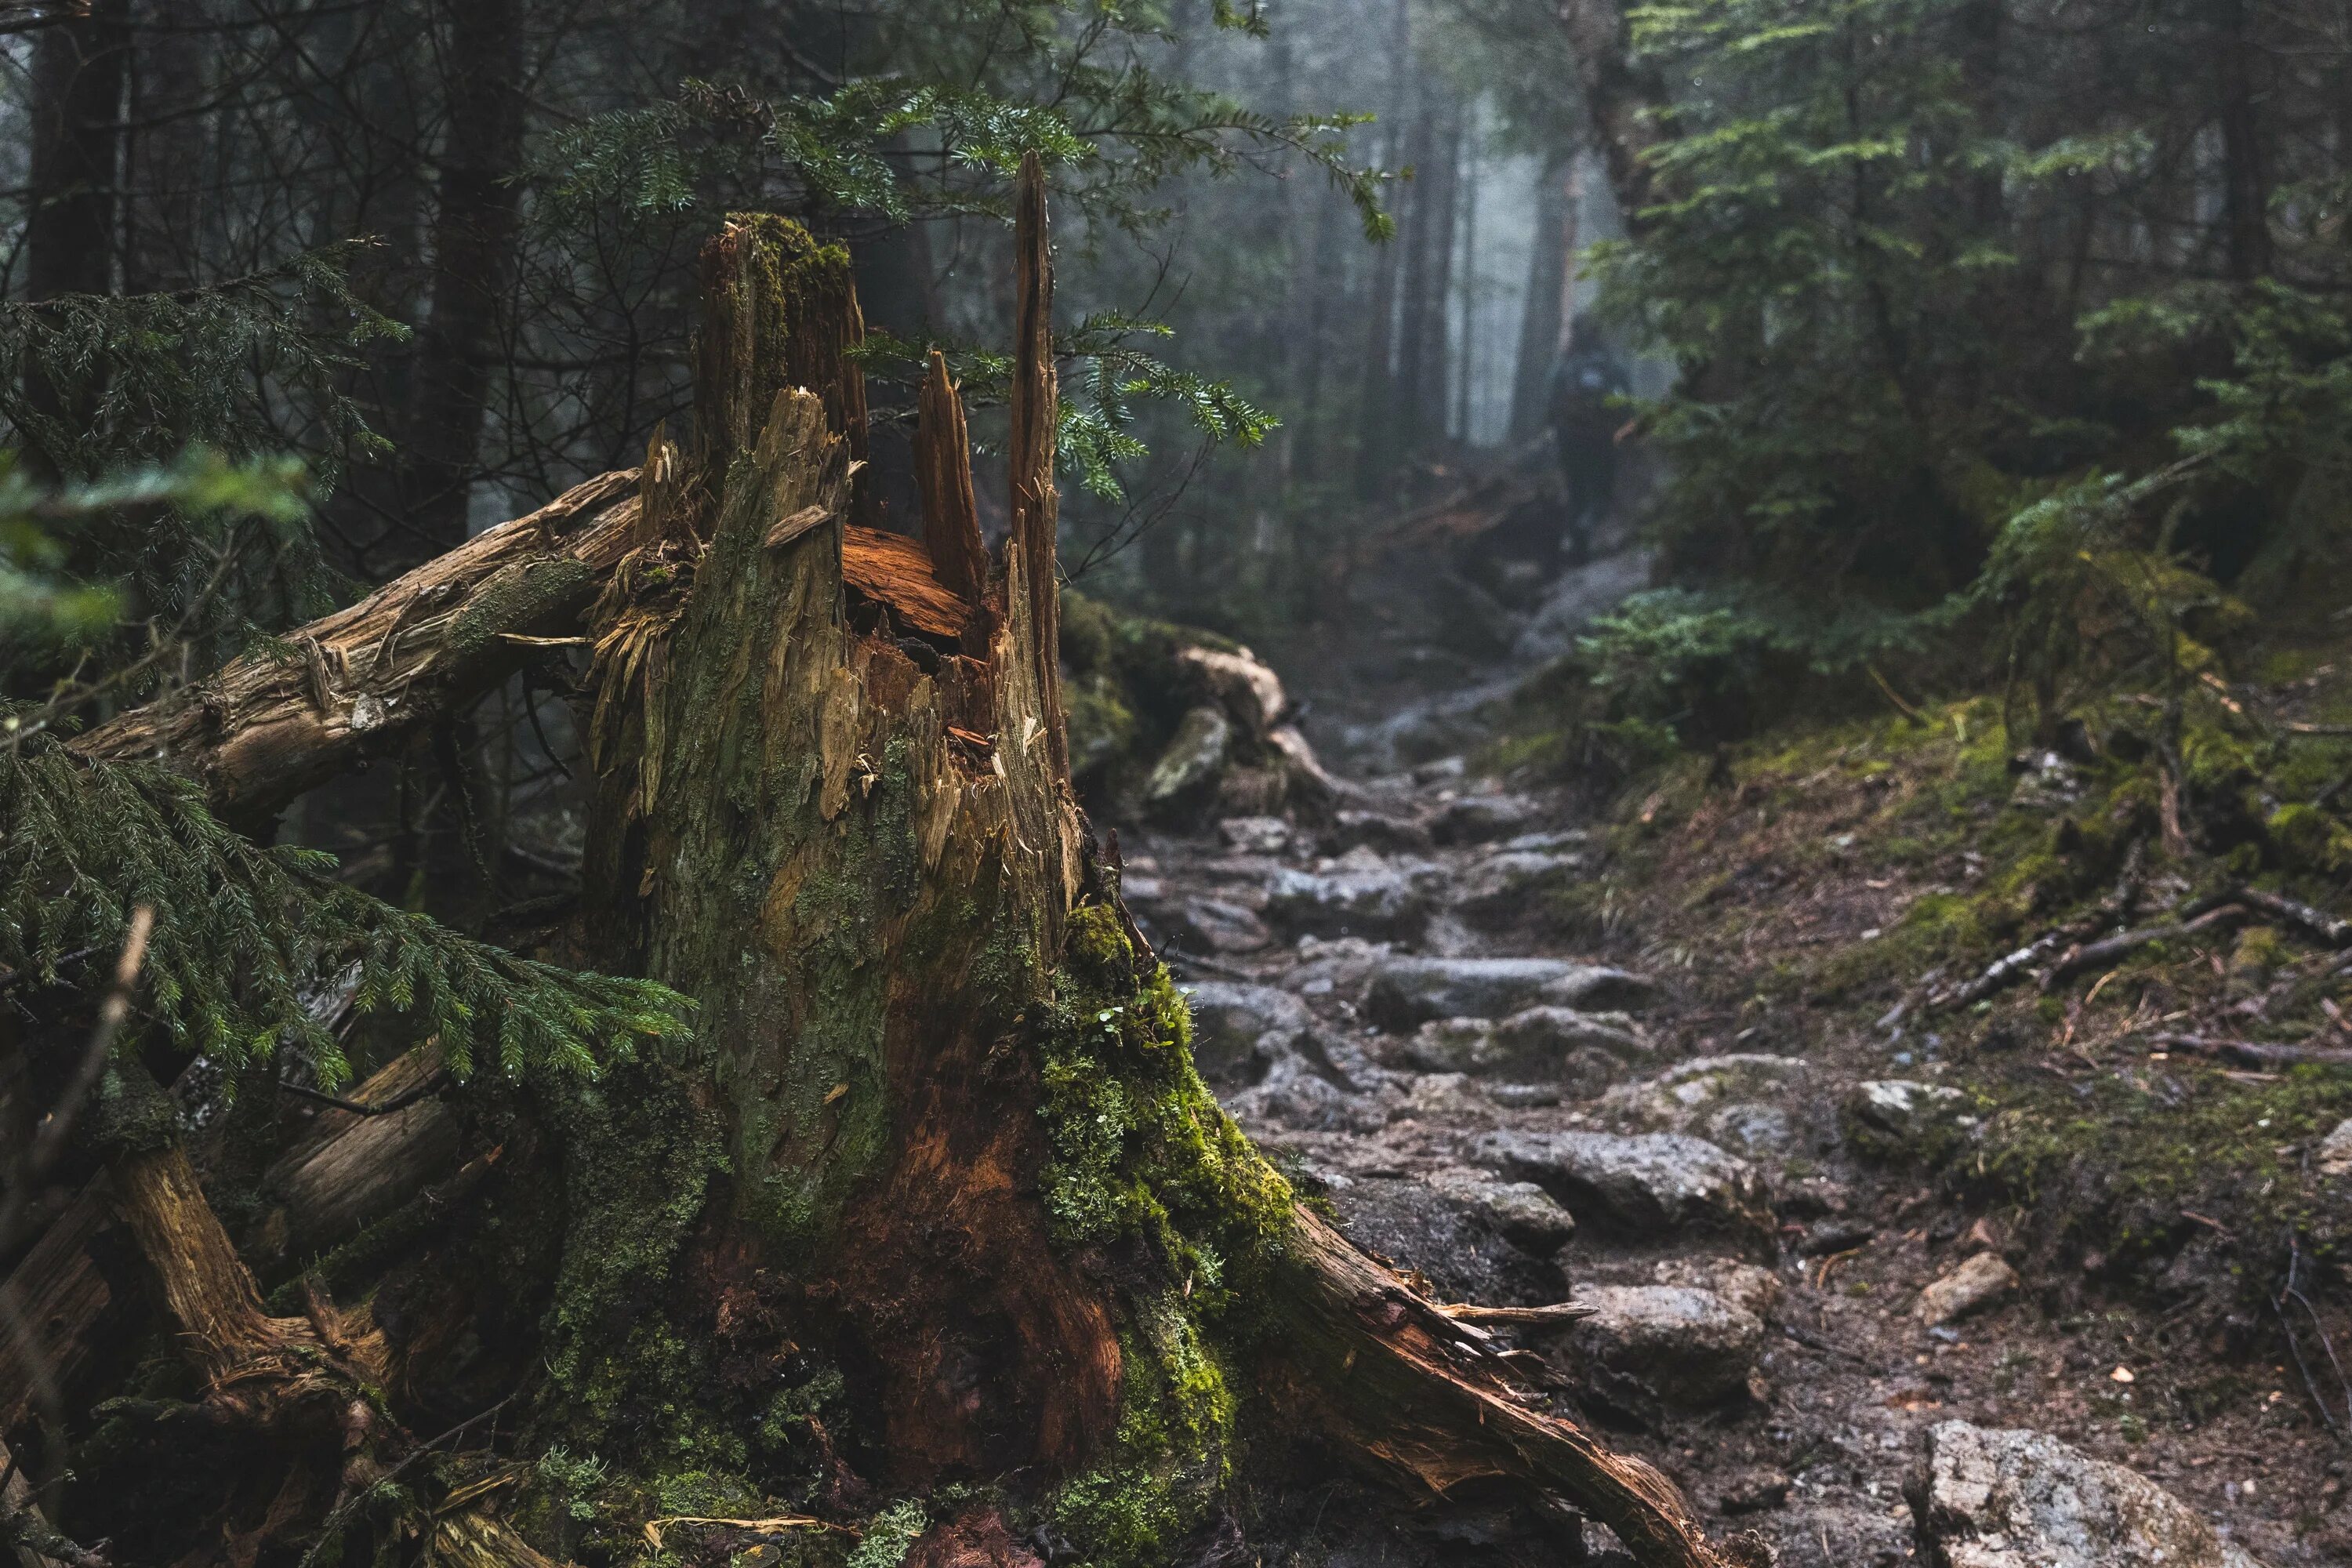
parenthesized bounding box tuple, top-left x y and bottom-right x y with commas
(21, 0, 129, 477)
(395, 0, 526, 572)
(2213, 0, 2270, 282)
(1352, 0, 1412, 501)
(1552, 0, 1671, 238)
(1511, 160, 1573, 441)
(1394, 93, 1460, 456)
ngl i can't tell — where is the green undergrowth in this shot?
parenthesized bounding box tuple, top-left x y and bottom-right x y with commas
(1534, 652, 2352, 1298)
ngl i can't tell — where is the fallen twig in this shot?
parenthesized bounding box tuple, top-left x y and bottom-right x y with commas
(2228, 886, 2352, 948)
(2148, 1034, 2352, 1069)
(2273, 1237, 2350, 1445)
(2041, 904, 2249, 992)
(1436, 1301, 1599, 1330)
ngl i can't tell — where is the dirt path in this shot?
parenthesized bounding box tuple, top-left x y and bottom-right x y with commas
(1113, 552, 2342, 1566)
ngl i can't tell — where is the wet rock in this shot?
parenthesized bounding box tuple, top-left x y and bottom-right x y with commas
(1282, 936, 1393, 1001)
(1160, 896, 1272, 955)
(1428, 792, 1544, 846)
(1450, 849, 1584, 923)
(1475, 1130, 1775, 1247)
(1266, 848, 1439, 938)
(1704, 1102, 1798, 1158)
(2318, 1116, 2352, 1178)
(1392, 1072, 1497, 1123)
(1422, 1167, 1577, 1252)
(1601, 1054, 1811, 1131)
(1401, 1007, 1646, 1081)
(1182, 981, 1310, 1086)
(1323, 1173, 1568, 1306)
(1573, 1284, 1764, 1406)
(1326, 808, 1436, 856)
(1842, 1079, 1981, 1160)
(1653, 1256, 1784, 1323)
(1224, 1055, 1371, 1134)
(1367, 956, 1657, 1029)
(1216, 815, 1293, 855)
(1915, 1251, 2020, 1326)
(1143, 704, 1233, 811)
(1911, 1420, 2271, 1568)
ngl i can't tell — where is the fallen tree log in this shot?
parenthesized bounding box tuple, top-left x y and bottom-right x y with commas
(0, 1044, 460, 1433)
(70, 470, 642, 825)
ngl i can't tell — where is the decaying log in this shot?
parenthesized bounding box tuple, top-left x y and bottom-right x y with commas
(72, 470, 640, 824)
(263, 1045, 460, 1258)
(0, 1047, 457, 1432)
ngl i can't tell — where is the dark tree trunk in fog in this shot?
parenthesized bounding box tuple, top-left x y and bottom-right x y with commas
(123, 0, 209, 293)
(2214, 0, 2270, 281)
(1352, 0, 1410, 500)
(397, 0, 526, 569)
(26, 0, 127, 306)
(1511, 161, 1572, 441)
(1394, 93, 1461, 454)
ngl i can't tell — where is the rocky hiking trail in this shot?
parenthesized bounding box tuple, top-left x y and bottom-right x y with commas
(1106, 554, 2347, 1567)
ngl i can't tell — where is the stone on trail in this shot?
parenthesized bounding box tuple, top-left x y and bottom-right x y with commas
(1422, 1167, 1577, 1251)
(1912, 1420, 2271, 1568)
(1449, 848, 1584, 923)
(1402, 1006, 1646, 1081)
(1572, 1283, 1764, 1406)
(1428, 791, 1544, 845)
(1915, 1250, 2020, 1326)
(1265, 846, 1439, 938)
(1652, 1256, 1784, 1323)
(1181, 980, 1311, 1086)
(2318, 1116, 2352, 1178)
(1842, 1077, 1981, 1159)
(1216, 815, 1292, 855)
(1599, 1053, 1810, 1131)
(1321, 1171, 1570, 1305)
(1366, 956, 1657, 1030)
(1475, 1129, 1774, 1247)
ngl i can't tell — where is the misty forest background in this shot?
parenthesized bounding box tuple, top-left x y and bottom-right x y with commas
(3, 0, 2352, 1559)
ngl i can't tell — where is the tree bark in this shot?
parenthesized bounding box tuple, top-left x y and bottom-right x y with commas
(1551, 0, 1671, 239)
(394, 0, 527, 570)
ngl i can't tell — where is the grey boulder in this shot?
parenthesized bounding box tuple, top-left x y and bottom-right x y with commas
(1266, 847, 1440, 938)
(1367, 956, 1657, 1029)
(1912, 1420, 2270, 1568)
(1475, 1129, 1774, 1247)
(1573, 1284, 1763, 1406)
(1402, 1006, 1646, 1081)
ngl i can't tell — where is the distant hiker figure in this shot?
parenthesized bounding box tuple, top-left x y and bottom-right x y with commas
(1546, 315, 1631, 565)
